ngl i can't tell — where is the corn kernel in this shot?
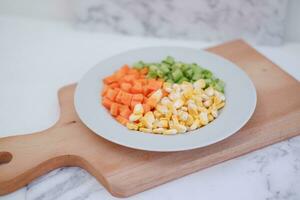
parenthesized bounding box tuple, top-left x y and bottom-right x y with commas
(211, 109, 218, 118)
(126, 122, 139, 130)
(129, 114, 142, 122)
(205, 87, 214, 97)
(153, 128, 165, 134)
(133, 103, 144, 115)
(193, 79, 206, 89)
(173, 124, 187, 133)
(208, 114, 214, 122)
(199, 112, 209, 125)
(216, 102, 225, 109)
(153, 110, 162, 118)
(160, 119, 169, 128)
(139, 128, 152, 133)
(163, 129, 178, 135)
(203, 99, 212, 107)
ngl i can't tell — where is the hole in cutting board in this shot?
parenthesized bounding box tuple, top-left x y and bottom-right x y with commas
(0, 152, 13, 164)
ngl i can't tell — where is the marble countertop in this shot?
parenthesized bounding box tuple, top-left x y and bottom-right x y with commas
(0, 16, 300, 200)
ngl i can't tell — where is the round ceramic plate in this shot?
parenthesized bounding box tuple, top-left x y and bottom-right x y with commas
(75, 46, 256, 152)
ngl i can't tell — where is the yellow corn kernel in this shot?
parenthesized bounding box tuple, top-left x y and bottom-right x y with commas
(199, 112, 209, 125)
(173, 123, 187, 133)
(153, 110, 162, 118)
(153, 128, 165, 134)
(189, 119, 200, 130)
(161, 97, 172, 105)
(198, 107, 208, 113)
(163, 129, 178, 135)
(211, 108, 218, 118)
(172, 115, 179, 124)
(156, 104, 169, 115)
(126, 122, 139, 130)
(204, 87, 214, 96)
(185, 115, 194, 126)
(163, 82, 172, 92)
(213, 96, 222, 105)
(133, 103, 144, 115)
(173, 99, 184, 109)
(180, 106, 188, 112)
(193, 79, 206, 89)
(216, 102, 225, 109)
(208, 114, 214, 122)
(188, 102, 198, 116)
(183, 89, 193, 99)
(139, 127, 152, 133)
(203, 99, 212, 108)
(160, 119, 169, 128)
(136, 121, 144, 128)
(152, 120, 160, 129)
(165, 111, 172, 120)
(129, 113, 142, 122)
(141, 111, 155, 128)
(178, 110, 189, 121)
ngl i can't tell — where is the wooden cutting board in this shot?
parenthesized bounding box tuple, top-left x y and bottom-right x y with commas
(0, 40, 300, 198)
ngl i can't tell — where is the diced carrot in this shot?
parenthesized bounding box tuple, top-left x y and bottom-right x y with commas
(106, 88, 118, 101)
(140, 67, 148, 75)
(131, 81, 142, 94)
(123, 74, 137, 83)
(120, 82, 132, 92)
(146, 98, 157, 108)
(103, 75, 117, 84)
(116, 115, 129, 125)
(162, 90, 168, 97)
(147, 79, 163, 91)
(142, 96, 148, 103)
(121, 92, 133, 106)
(138, 79, 147, 85)
(110, 103, 120, 116)
(128, 68, 139, 75)
(101, 85, 109, 96)
(115, 90, 124, 103)
(102, 97, 113, 109)
(119, 65, 130, 73)
(142, 103, 151, 113)
(119, 107, 132, 119)
(110, 82, 120, 89)
(143, 86, 150, 96)
(132, 93, 144, 102)
(147, 90, 156, 98)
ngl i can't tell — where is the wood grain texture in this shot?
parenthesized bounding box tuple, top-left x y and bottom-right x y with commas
(0, 40, 300, 197)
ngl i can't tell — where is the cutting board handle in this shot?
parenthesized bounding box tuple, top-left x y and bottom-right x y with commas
(0, 125, 85, 195)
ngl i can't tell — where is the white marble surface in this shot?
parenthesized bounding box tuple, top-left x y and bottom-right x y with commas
(75, 0, 289, 45)
(0, 16, 300, 200)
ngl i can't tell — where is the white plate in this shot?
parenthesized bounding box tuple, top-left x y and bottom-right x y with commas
(75, 46, 256, 152)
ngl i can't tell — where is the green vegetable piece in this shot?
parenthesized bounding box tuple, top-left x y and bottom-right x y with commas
(160, 63, 170, 74)
(166, 78, 174, 83)
(192, 72, 203, 81)
(202, 69, 213, 79)
(172, 69, 183, 82)
(149, 65, 158, 71)
(133, 61, 145, 69)
(178, 77, 189, 84)
(163, 56, 175, 65)
(183, 68, 194, 79)
(156, 69, 164, 78)
(147, 70, 158, 78)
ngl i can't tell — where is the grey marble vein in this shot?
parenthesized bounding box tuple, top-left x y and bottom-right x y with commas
(74, 0, 289, 45)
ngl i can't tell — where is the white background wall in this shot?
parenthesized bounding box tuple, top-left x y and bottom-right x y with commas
(0, 0, 299, 42)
